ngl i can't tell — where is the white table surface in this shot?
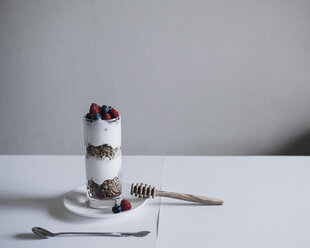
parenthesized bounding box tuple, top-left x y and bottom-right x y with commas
(0, 156, 310, 247)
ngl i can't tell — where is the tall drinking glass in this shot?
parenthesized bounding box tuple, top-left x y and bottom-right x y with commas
(83, 116, 122, 208)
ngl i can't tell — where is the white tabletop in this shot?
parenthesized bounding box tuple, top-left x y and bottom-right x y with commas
(0, 156, 310, 247)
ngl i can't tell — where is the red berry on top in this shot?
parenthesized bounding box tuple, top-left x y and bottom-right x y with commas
(120, 199, 131, 211)
(89, 103, 101, 114)
(109, 108, 119, 119)
(102, 113, 112, 120)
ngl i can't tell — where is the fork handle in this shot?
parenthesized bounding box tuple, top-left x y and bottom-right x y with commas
(156, 190, 223, 205)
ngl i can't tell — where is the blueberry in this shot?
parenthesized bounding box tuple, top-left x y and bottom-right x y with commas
(93, 113, 102, 120)
(85, 113, 93, 120)
(112, 205, 122, 214)
(101, 105, 110, 114)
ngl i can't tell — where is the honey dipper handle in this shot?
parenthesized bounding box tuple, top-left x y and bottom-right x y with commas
(155, 190, 223, 205)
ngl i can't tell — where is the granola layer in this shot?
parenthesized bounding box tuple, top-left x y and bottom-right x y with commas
(87, 176, 121, 199)
(86, 144, 120, 160)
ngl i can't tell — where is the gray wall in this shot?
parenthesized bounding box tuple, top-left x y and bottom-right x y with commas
(1, 0, 310, 155)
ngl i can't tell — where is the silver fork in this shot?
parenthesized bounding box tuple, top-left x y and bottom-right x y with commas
(32, 227, 150, 238)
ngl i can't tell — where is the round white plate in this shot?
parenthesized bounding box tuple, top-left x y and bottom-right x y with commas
(64, 183, 147, 218)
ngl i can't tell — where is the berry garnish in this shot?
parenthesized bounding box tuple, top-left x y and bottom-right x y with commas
(92, 113, 102, 120)
(95, 189, 105, 199)
(112, 204, 122, 214)
(120, 199, 131, 211)
(101, 105, 110, 114)
(89, 103, 101, 114)
(102, 113, 111, 120)
(85, 113, 93, 120)
(109, 108, 119, 119)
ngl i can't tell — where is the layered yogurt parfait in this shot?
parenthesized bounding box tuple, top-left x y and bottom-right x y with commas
(83, 103, 122, 208)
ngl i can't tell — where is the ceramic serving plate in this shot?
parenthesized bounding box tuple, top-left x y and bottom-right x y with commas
(64, 183, 147, 218)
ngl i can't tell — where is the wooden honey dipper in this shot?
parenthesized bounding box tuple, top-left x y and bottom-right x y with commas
(130, 183, 223, 205)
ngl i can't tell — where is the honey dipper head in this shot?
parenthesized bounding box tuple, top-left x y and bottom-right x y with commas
(130, 183, 156, 198)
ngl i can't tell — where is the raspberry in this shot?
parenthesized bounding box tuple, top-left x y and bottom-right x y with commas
(95, 189, 105, 199)
(102, 113, 111, 120)
(120, 199, 131, 211)
(89, 103, 101, 114)
(109, 108, 119, 119)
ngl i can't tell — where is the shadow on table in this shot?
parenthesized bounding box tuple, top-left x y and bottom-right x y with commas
(14, 233, 41, 240)
(0, 194, 94, 224)
(0, 195, 104, 240)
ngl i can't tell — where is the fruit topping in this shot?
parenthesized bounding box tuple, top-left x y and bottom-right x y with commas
(109, 108, 119, 119)
(92, 113, 102, 120)
(101, 105, 110, 114)
(102, 113, 112, 120)
(86, 103, 119, 120)
(112, 204, 122, 214)
(120, 199, 132, 211)
(89, 103, 101, 114)
(85, 113, 93, 120)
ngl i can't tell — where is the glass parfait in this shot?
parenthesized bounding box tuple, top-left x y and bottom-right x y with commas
(83, 116, 122, 208)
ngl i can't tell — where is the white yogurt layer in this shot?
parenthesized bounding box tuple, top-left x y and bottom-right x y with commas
(84, 117, 121, 148)
(85, 154, 122, 184)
